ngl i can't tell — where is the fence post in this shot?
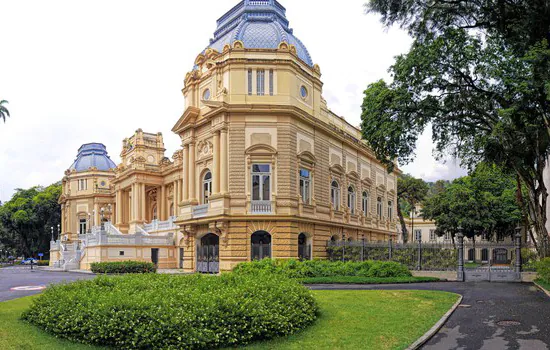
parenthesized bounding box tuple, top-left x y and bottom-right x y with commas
(342, 239, 346, 262)
(361, 237, 365, 262)
(389, 238, 393, 260)
(515, 227, 522, 274)
(457, 231, 464, 282)
(417, 237, 422, 270)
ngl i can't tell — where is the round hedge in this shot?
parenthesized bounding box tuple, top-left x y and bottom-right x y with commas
(22, 273, 318, 350)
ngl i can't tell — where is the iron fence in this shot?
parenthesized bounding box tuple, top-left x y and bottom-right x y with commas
(326, 240, 458, 271)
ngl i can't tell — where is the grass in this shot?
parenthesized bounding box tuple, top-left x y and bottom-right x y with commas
(535, 279, 550, 294)
(299, 276, 441, 284)
(1, 290, 459, 350)
(464, 262, 482, 269)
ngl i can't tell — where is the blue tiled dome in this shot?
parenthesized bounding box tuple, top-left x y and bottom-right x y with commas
(69, 143, 116, 172)
(207, 0, 313, 66)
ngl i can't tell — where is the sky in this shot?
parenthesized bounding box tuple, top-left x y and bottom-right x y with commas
(0, 0, 467, 203)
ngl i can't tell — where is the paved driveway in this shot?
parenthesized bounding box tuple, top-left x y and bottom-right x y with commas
(309, 282, 550, 349)
(0, 266, 95, 302)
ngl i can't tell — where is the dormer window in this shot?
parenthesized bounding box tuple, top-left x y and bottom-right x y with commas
(78, 179, 88, 191)
(257, 69, 265, 96)
(248, 69, 253, 95)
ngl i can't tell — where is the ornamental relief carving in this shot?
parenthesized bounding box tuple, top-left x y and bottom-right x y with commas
(197, 140, 213, 160)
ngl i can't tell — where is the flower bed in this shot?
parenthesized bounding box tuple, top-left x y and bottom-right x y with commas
(22, 273, 318, 350)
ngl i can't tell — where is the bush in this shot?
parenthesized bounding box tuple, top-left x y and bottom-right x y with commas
(22, 273, 317, 350)
(233, 259, 412, 279)
(90, 261, 157, 274)
(37, 260, 49, 266)
(536, 257, 550, 284)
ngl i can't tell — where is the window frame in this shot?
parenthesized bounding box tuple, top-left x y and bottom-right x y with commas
(79, 218, 87, 235)
(251, 164, 271, 202)
(347, 186, 356, 214)
(362, 191, 369, 216)
(330, 180, 341, 211)
(269, 69, 274, 96)
(387, 200, 393, 221)
(202, 171, 213, 204)
(247, 69, 253, 95)
(377, 197, 383, 219)
(256, 69, 265, 96)
(299, 169, 311, 205)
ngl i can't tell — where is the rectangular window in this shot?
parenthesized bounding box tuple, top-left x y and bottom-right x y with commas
(299, 169, 311, 204)
(415, 229, 422, 241)
(377, 198, 383, 219)
(79, 219, 87, 235)
(429, 229, 436, 241)
(362, 193, 369, 216)
(119, 251, 125, 256)
(269, 69, 274, 95)
(78, 179, 87, 191)
(251, 164, 271, 201)
(248, 69, 253, 95)
(256, 69, 265, 95)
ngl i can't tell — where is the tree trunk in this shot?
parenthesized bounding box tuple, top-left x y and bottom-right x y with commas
(397, 197, 408, 243)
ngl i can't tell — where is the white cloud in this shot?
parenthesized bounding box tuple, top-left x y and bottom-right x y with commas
(0, 0, 466, 202)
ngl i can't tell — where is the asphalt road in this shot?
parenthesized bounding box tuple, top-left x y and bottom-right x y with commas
(309, 282, 550, 350)
(0, 265, 95, 302)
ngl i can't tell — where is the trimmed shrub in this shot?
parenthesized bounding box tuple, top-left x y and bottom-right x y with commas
(233, 259, 412, 278)
(22, 273, 317, 350)
(90, 261, 157, 274)
(536, 257, 550, 284)
(37, 260, 49, 266)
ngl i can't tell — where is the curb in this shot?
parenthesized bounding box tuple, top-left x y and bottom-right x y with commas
(533, 281, 550, 299)
(406, 294, 464, 350)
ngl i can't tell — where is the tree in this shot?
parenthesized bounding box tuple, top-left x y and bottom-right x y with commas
(422, 163, 522, 241)
(0, 100, 10, 123)
(361, 0, 550, 256)
(397, 174, 429, 243)
(0, 183, 61, 257)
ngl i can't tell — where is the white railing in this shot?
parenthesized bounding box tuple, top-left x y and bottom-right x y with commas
(50, 240, 61, 251)
(143, 217, 178, 232)
(136, 225, 150, 236)
(251, 201, 272, 214)
(192, 204, 209, 218)
(84, 231, 174, 247)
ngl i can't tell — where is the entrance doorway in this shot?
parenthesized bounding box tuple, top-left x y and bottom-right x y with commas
(151, 248, 159, 266)
(179, 248, 184, 269)
(298, 233, 311, 260)
(197, 233, 219, 274)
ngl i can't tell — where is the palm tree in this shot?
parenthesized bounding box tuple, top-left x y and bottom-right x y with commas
(0, 100, 10, 123)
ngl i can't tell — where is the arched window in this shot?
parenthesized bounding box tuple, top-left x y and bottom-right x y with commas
(298, 233, 311, 260)
(251, 231, 272, 260)
(152, 205, 158, 221)
(202, 171, 212, 204)
(387, 200, 393, 221)
(347, 186, 356, 214)
(362, 192, 369, 216)
(170, 203, 174, 217)
(377, 197, 383, 219)
(331, 180, 340, 210)
(299, 169, 311, 204)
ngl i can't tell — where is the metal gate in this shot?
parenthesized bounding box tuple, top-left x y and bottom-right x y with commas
(457, 232, 522, 282)
(197, 234, 219, 274)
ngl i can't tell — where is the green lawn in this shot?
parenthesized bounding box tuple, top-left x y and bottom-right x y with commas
(299, 276, 441, 284)
(1, 290, 459, 350)
(536, 279, 550, 294)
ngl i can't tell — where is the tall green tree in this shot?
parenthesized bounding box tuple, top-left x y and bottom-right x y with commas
(0, 100, 10, 123)
(422, 163, 522, 241)
(397, 174, 429, 243)
(361, 0, 550, 256)
(0, 183, 61, 257)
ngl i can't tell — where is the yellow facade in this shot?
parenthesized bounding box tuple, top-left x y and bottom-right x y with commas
(51, 0, 400, 272)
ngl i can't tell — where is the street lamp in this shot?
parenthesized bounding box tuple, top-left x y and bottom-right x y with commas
(87, 212, 92, 233)
(51, 226, 54, 242)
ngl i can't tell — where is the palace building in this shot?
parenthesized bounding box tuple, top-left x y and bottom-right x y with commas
(50, 0, 399, 272)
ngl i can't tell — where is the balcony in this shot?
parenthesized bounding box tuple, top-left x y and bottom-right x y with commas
(192, 204, 209, 218)
(251, 200, 272, 214)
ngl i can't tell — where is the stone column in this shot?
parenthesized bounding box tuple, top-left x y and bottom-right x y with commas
(457, 231, 465, 282)
(182, 145, 189, 201)
(94, 203, 100, 226)
(174, 181, 180, 213)
(131, 184, 137, 222)
(220, 129, 228, 194)
(116, 190, 123, 225)
(159, 185, 165, 221)
(140, 183, 146, 222)
(213, 131, 220, 194)
(188, 142, 196, 203)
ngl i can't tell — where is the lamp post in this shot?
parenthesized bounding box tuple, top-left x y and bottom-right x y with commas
(57, 224, 60, 241)
(87, 212, 92, 233)
(515, 225, 522, 274)
(457, 226, 465, 282)
(51, 226, 54, 242)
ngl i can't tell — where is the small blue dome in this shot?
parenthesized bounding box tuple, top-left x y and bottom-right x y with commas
(206, 0, 313, 66)
(69, 143, 116, 172)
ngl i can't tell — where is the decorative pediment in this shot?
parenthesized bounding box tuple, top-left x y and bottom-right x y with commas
(329, 164, 345, 175)
(297, 151, 316, 165)
(245, 144, 277, 156)
(377, 184, 387, 193)
(362, 177, 373, 187)
(172, 107, 200, 134)
(347, 170, 360, 181)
